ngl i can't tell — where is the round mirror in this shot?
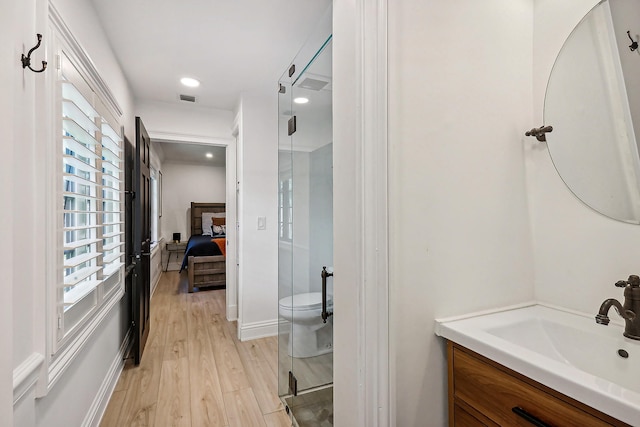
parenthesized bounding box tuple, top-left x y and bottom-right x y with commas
(545, 0, 640, 223)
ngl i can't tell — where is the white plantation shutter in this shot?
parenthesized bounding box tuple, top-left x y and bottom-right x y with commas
(58, 51, 123, 340)
(101, 120, 124, 279)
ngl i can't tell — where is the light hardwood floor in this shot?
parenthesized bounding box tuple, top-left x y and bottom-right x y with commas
(100, 271, 292, 427)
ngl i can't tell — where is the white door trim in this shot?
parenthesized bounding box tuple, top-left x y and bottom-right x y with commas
(361, 0, 391, 424)
(144, 129, 238, 322)
(333, 0, 391, 425)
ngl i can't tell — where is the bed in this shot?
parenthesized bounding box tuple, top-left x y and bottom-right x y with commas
(180, 202, 226, 293)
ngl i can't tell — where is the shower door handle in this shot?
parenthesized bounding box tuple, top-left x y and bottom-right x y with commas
(321, 266, 333, 323)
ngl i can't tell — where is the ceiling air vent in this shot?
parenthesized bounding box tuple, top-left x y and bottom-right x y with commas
(180, 94, 196, 102)
(297, 77, 328, 91)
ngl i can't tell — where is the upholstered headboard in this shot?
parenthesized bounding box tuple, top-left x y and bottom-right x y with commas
(190, 202, 225, 237)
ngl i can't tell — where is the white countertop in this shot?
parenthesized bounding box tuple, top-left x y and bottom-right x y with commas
(435, 302, 640, 425)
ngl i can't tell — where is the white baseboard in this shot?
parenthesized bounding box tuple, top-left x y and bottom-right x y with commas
(151, 267, 162, 297)
(239, 319, 279, 341)
(83, 328, 132, 427)
(226, 304, 238, 321)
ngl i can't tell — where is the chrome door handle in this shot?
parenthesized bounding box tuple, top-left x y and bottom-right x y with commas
(321, 266, 333, 323)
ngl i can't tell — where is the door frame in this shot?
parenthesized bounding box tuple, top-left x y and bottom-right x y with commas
(149, 132, 237, 321)
(333, 0, 391, 426)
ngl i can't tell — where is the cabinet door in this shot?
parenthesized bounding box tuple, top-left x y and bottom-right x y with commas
(454, 403, 492, 427)
(450, 344, 627, 427)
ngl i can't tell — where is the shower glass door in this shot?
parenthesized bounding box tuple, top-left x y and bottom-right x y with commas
(278, 15, 333, 423)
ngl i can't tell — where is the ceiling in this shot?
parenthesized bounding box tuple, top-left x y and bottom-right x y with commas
(154, 141, 227, 167)
(90, 0, 332, 111)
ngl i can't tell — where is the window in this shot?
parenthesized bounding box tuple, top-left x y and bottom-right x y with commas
(150, 167, 159, 245)
(56, 50, 124, 346)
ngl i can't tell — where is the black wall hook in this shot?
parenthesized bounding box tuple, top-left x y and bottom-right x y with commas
(21, 33, 47, 73)
(627, 31, 638, 52)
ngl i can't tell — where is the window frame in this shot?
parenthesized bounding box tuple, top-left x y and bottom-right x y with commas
(45, 5, 126, 390)
(150, 167, 160, 247)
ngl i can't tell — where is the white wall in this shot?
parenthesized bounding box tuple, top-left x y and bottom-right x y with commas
(35, 307, 126, 426)
(3, 0, 135, 424)
(385, 1, 535, 425)
(135, 97, 239, 317)
(136, 100, 234, 143)
(12, 0, 41, 383)
(161, 161, 226, 242)
(237, 90, 279, 338)
(332, 3, 367, 425)
(531, 1, 640, 315)
(1, 0, 17, 422)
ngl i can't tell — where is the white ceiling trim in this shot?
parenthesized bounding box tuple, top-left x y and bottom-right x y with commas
(149, 130, 233, 146)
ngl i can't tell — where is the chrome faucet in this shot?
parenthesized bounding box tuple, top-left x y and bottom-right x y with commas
(596, 275, 640, 340)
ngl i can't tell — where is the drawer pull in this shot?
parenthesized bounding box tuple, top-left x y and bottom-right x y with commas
(512, 407, 551, 427)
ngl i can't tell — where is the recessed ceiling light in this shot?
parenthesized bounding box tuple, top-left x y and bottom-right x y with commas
(294, 97, 309, 104)
(206, 153, 213, 158)
(180, 77, 200, 88)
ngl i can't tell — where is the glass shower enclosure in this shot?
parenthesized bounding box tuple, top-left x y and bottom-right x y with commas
(277, 8, 333, 425)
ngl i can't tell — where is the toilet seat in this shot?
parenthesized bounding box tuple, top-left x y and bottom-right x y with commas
(279, 292, 332, 312)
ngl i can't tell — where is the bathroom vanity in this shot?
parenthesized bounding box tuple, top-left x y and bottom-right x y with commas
(447, 342, 626, 426)
(435, 304, 640, 426)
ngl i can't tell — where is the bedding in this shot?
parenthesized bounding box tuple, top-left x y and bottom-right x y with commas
(212, 237, 226, 257)
(179, 234, 224, 272)
(187, 202, 226, 292)
(201, 212, 225, 235)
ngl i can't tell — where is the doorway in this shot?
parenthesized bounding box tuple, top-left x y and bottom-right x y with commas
(151, 139, 238, 320)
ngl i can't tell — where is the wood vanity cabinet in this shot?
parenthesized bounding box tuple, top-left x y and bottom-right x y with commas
(447, 341, 629, 427)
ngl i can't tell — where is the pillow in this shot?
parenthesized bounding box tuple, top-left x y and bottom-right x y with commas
(212, 224, 226, 236)
(201, 212, 226, 235)
(201, 213, 215, 235)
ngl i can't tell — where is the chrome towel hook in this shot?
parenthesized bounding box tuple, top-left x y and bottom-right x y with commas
(21, 33, 47, 73)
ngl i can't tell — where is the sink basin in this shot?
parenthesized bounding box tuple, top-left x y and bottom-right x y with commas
(435, 303, 640, 425)
(487, 317, 640, 393)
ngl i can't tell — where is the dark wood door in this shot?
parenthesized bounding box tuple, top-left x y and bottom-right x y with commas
(123, 135, 135, 356)
(133, 117, 151, 365)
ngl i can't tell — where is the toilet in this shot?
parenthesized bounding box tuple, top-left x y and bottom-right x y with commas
(278, 292, 333, 358)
